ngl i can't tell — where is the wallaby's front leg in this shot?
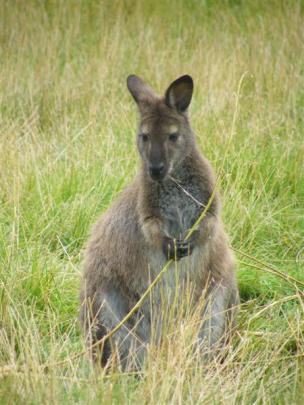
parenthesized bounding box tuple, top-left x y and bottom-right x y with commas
(162, 236, 194, 260)
(160, 214, 217, 260)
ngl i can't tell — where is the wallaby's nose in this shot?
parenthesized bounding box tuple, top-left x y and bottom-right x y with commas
(149, 163, 165, 180)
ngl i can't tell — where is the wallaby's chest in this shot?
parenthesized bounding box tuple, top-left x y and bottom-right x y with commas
(158, 180, 202, 239)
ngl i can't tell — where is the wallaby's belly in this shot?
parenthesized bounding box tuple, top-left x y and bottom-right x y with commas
(141, 245, 206, 344)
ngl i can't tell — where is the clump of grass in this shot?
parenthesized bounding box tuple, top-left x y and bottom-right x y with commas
(1, 0, 303, 403)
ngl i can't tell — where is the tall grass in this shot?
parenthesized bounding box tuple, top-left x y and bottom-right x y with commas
(0, 0, 303, 403)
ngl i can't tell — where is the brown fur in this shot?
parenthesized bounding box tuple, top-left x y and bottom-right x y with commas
(80, 75, 239, 370)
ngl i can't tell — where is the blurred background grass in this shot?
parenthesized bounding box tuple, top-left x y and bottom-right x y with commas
(0, 0, 303, 403)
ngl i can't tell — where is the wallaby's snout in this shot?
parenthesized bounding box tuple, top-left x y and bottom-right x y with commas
(146, 136, 169, 181)
(149, 162, 166, 181)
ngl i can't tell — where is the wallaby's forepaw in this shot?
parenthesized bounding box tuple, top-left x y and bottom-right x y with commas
(162, 237, 193, 261)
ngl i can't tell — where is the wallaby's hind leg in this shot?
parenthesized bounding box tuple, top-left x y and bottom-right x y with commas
(80, 285, 150, 370)
(198, 285, 239, 355)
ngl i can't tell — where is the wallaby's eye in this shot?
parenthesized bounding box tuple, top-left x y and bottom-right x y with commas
(140, 133, 149, 142)
(169, 133, 179, 142)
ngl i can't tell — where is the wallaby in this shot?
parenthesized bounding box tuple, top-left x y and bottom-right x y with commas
(80, 74, 239, 370)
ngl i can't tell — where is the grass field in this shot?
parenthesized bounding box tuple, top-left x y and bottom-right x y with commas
(1, 0, 304, 403)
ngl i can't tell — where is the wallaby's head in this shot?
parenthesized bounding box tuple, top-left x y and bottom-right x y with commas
(127, 75, 195, 182)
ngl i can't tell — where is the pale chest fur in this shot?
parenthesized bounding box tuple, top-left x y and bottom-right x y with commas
(158, 179, 202, 239)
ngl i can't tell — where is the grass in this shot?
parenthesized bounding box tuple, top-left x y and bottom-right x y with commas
(0, 0, 304, 403)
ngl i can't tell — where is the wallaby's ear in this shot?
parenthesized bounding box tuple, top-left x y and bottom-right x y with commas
(165, 75, 193, 112)
(127, 75, 156, 112)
